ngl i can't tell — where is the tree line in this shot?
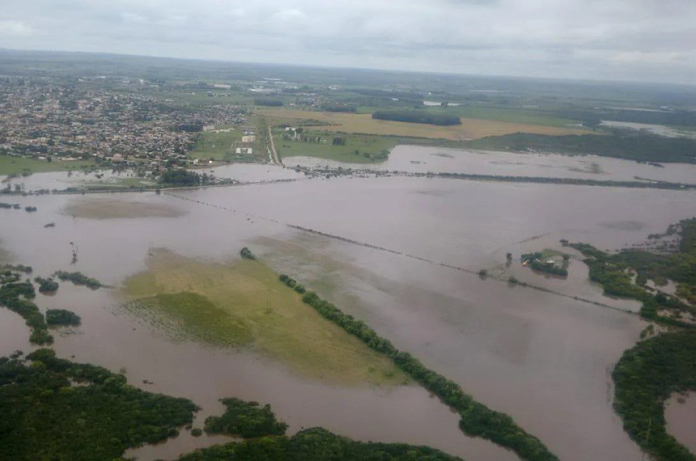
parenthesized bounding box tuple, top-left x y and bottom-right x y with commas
(54, 271, 103, 289)
(159, 169, 213, 187)
(277, 273, 558, 461)
(467, 131, 696, 164)
(255, 98, 284, 107)
(180, 427, 460, 461)
(372, 110, 462, 126)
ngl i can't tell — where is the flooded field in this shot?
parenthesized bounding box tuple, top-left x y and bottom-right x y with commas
(288, 144, 696, 185)
(2, 169, 696, 460)
(601, 120, 696, 140)
(1, 163, 303, 194)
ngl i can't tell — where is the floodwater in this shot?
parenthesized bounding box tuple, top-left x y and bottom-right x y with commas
(1, 169, 146, 192)
(0, 189, 512, 461)
(0, 308, 32, 357)
(666, 392, 696, 454)
(601, 120, 696, 140)
(2, 169, 696, 460)
(287, 144, 696, 185)
(0, 163, 303, 194)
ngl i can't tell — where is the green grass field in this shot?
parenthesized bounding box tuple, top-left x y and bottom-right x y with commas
(191, 117, 269, 163)
(122, 250, 408, 386)
(190, 129, 242, 161)
(0, 155, 98, 176)
(275, 130, 397, 164)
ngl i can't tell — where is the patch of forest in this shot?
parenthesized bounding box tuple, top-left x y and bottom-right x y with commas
(613, 330, 696, 461)
(0, 349, 199, 460)
(372, 110, 461, 126)
(204, 398, 288, 438)
(467, 131, 696, 163)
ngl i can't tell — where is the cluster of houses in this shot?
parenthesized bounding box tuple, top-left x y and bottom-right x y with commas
(235, 126, 256, 155)
(0, 77, 246, 173)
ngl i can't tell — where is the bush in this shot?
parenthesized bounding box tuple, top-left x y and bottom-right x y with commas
(0, 351, 199, 460)
(54, 271, 102, 289)
(35, 276, 59, 293)
(204, 398, 288, 438)
(240, 247, 256, 260)
(46, 309, 81, 326)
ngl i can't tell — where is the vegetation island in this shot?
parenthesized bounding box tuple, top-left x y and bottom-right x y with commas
(521, 250, 570, 277)
(568, 218, 696, 460)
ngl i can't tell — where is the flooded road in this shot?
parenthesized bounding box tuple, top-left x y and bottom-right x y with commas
(2, 170, 695, 460)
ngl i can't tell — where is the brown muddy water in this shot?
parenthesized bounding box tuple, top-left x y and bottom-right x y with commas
(1, 172, 696, 460)
(1, 163, 303, 193)
(289, 144, 696, 185)
(666, 392, 696, 454)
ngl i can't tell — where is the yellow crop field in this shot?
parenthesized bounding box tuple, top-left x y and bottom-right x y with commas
(259, 109, 597, 140)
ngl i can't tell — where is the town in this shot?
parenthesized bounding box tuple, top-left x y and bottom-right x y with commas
(0, 76, 248, 177)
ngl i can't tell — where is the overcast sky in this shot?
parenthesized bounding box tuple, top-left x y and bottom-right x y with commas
(1, 0, 695, 84)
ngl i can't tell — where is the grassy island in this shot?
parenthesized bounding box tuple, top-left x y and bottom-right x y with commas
(122, 250, 406, 386)
(521, 250, 569, 277)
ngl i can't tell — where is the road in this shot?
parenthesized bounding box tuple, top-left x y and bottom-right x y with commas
(268, 126, 282, 165)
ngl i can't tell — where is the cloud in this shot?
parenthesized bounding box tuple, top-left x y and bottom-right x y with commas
(1, 0, 695, 84)
(272, 9, 306, 22)
(0, 20, 34, 36)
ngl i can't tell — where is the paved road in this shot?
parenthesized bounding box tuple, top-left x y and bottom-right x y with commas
(268, 126, 282, 165)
